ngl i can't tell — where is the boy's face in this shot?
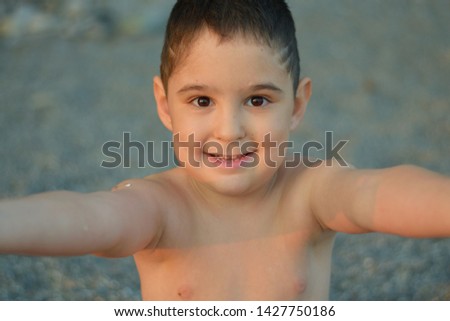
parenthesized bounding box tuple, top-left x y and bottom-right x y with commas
(154, 28, 311, 197)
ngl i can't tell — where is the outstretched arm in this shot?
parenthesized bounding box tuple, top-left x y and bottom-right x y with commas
(0, 179, 164, 257)
(311, 163, 450, 238)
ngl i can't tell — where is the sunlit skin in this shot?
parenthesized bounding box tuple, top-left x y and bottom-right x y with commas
(144, 29, 328, 299)
(156, 28, 309, 204)
(0, 28, 449, 301)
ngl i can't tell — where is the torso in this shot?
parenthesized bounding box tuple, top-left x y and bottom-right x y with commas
(131, 165, 335, 300)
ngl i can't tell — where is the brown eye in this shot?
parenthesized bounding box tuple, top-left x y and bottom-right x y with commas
(193, 96, 212, 107)
(247, 96, 269, 107)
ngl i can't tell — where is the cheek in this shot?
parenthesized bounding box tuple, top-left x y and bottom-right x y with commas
(170, 111, 208, 138)
(251, 118, 292, 169)
(171, 129, 204, 166)
(253, 112, 292, 141)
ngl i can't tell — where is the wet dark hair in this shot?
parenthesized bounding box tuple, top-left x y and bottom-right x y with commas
(160, 0, 300, 92)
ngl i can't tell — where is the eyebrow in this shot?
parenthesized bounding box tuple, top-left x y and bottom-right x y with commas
(176, 84, 209, 94)
(176, 82, 284, 95)
(248, 82, 284, 93)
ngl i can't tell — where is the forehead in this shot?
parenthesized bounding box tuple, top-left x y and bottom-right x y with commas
(168, 29, 292, 94)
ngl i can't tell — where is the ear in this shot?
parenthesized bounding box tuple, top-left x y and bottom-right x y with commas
(153, 76, 173, 132)
(290, 77, 312, 131)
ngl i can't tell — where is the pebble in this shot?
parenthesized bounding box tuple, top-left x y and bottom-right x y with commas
(0, 0, 171, 42)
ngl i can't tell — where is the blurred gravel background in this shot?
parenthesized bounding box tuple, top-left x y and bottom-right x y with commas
(0, 0, 449, 300)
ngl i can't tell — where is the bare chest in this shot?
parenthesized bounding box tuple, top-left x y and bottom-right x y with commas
(134, 230, 334, 300)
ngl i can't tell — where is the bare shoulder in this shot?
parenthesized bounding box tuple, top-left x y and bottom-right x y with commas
(279, 159, 356, 235)
(110, 169, 190, 216)
(112, 169, 183, 197)
(112, 173, 167, 193)
(275, 161, 344, 237)
(144, 168, 194, 206)
(281, 158, 354, 200)
(91, 168, 193, 255)
(140, 168, 197, 244)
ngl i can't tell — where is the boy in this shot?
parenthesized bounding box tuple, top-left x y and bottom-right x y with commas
(0, 0, 449, 300)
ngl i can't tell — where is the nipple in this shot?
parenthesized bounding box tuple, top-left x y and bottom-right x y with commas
(293, 278, 307, 295)
(177, 285, 193, 300)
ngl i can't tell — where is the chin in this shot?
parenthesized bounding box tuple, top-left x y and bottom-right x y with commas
(179, 150, 282, 197)
(191, 166, 277, 198)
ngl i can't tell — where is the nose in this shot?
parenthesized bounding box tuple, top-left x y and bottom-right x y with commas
(213, 104, 245, 142)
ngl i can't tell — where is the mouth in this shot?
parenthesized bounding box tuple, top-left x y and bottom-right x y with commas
(206, 151, 253, 160)
(204, 151, 256, 168)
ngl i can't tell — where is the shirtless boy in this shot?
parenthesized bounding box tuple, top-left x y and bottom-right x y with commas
(0, 0, 449, 300)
